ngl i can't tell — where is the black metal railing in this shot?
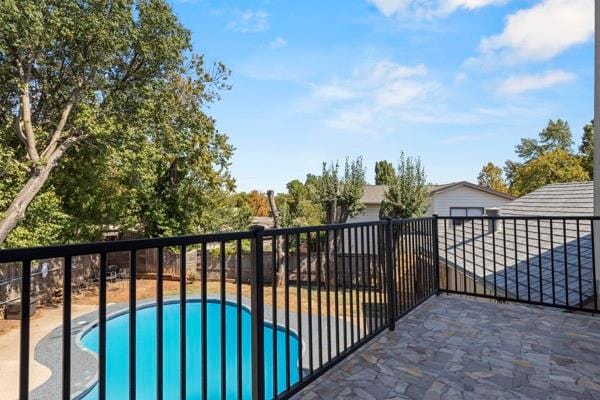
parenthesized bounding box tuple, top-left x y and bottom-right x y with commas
(5, 215, 596, 400)
(437, 216, 600, 313)
(0, 218, 435, 400)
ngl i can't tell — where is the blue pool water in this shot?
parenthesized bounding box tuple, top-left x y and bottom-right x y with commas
(79, 300, 300, 399)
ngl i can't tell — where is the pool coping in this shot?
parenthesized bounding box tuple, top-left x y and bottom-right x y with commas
(32, 295, 351, 399)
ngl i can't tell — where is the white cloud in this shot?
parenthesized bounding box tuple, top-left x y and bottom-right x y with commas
(476, 0, 593, 63)
(367, 0, 506, 18)
(307, 61, 441, 133)
(269, 36, 288, 49)
(227, 10, 269, 33)
(497, 70, 576, 95)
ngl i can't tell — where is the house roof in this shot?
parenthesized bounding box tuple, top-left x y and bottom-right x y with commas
(428, 181, 516, 200)
(361, 181, 515, 205)
(361, 185, 388, 204)
(438, 180, 596, 307)
(500, 181, 593, 217)
(438, 218, 594, 307)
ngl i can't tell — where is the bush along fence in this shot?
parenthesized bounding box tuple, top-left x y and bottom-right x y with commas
(0, 215, 597, 400)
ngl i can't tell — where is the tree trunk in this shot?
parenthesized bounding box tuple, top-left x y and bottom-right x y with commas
(0, 140, 75, 246)
(0, 164, 55, 245)
(267, 190, 286, 287)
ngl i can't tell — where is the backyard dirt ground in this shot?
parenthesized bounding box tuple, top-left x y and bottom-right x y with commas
(0, 278, 378, 398)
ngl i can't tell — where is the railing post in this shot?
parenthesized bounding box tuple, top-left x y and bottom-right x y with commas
(432, 214, 440, 294)
(250, 225, 265, 400)
(385, 218, 396, 331)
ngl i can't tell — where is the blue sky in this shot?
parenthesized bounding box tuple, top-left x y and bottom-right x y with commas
(171, 0, 593, 192)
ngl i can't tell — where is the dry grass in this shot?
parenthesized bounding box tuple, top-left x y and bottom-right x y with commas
(0, 278, 387, 337)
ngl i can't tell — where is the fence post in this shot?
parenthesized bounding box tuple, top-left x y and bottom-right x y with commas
(432, 214, 440, 294)
(250, 225, 265, 400)
(385, 218, 396, 331)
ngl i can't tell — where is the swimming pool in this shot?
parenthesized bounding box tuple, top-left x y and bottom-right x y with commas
(79, 300, 300, 399)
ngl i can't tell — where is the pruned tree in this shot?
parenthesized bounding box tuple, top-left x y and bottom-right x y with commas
(317, 157, 366, 224)
(315, 157, 366, 285)
(267, 190, 286, 287)
(374, 160, 396, 185)
(579, 120, 593, 178)
(380, 152, 428, 219)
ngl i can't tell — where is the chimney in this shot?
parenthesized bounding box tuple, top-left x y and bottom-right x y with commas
(485, 207, 500, 234)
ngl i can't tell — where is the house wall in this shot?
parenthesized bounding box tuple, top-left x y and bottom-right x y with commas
(427, 186, 511, 216)
(346, 204, 381, 254)
(348, 204, 381, 223)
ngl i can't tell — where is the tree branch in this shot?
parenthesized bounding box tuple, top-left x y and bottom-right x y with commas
(19, 83, 40, 162)
(41, 101, 74, 159)
(13, 115, 27, 147)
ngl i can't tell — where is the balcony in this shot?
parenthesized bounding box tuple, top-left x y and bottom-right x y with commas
(296, 294, 600, 399)
(0, 216, 599, 400)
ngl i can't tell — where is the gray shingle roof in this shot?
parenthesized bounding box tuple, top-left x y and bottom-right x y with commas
(501, 181, 593, 217)
(438, 218, 595, 307)
(437, 183, 596, 307)
(361, 185, 387, 204)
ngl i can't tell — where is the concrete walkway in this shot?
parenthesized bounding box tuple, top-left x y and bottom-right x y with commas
(293, 295, 600, 400)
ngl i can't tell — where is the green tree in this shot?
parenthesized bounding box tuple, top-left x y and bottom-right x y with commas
(380, 152, 428, 219)
(515, 119, 573, 161)
(277, 177, 323, 227)
(0, 143, 70, 247)
(317, 157, 366, 224)
(374, 160, 396, 185)
(510, 149, 589, 196)
(477, 162, 508, 193)
(579, 120, 593, 177)
(505, 119, 594, 195)
(0, 0, 235, 245)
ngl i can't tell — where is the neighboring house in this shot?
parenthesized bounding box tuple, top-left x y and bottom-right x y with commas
(426, 181, 515, 216)
(348, 181, 514, 223)
(349, 185, 388, 222)
(439, 181, 595, 308)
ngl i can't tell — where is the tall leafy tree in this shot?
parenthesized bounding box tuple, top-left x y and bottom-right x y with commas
(505, 119, 591, 195)
(510, 149, 589, 196)
(374, 160, 396, 185)
(317, 157, 366, 224)
(380, 152, 428, 219)
(579, 120, 593, 178)
(477, 162, 508, 193)
(515, 119, 573, 161)
(0, 0, 236, 245)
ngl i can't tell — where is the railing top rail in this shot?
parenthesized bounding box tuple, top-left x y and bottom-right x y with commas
(0, 230, 255, 263)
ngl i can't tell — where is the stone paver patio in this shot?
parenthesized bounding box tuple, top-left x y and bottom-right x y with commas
(294, 294, 600, 400)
